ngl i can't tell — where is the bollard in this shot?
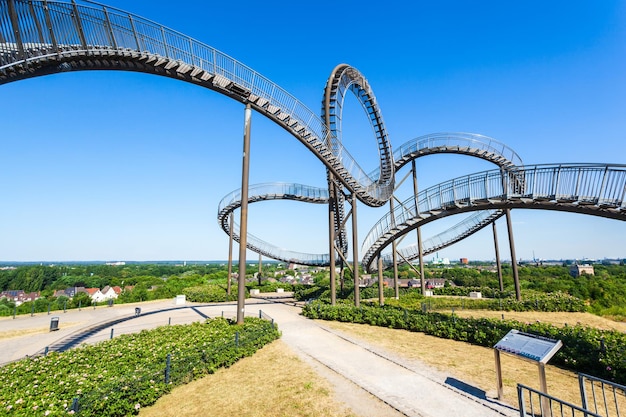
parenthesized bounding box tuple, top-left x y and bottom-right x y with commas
(93, 301, 96, 310)
(110, 328, 114, 339)
(168, 317, 171, 326)
(235, 331, 239, 348)
(48, 303, 51, 315)
(31, 303, 34, 317)
(271, 318, 275, 329)
(221, 311, 224, 318)
(78, 300, 81, 311)
(44, 346, 49, 356)
(259, 310, 262, 319)
(501, 314, 504, 320)
(63, 300, 67, 313)
(71, 397, 79, 412)
(165, 354, 171, 384)
(13, 306, 16, 319)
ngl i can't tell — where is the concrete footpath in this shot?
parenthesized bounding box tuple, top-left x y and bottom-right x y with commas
(0, 298, 519, 417)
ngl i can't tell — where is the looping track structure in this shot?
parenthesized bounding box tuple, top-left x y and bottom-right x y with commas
(2, 0, 625, 272)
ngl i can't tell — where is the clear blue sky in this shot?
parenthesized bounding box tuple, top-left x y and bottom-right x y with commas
(1, 0, 625, 262)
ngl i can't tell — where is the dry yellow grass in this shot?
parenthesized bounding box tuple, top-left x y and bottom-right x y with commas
(449, 309, 626, 331)
(0, 327, 50, 340)
(139, 340, 358, 417)
(140, 309, 624, 416)
(322, 320, 582, 407)
(0, 320, 84, 340)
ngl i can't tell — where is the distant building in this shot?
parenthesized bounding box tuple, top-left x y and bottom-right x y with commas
(0, 290, 40, 306)
(431, 256, 450, 265)
(570, 264, 595, 277)
(460, 258, 469, 265)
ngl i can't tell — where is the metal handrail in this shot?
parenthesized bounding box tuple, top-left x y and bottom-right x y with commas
(393, 132, 523, 169)
(518, 384, 602, 417)
(378, 210, 504, 269)
(217, 183, 330, 266)
(579, 372, 626, 417)
(362, 163, 626, 270)
(0, 0, 392, 206)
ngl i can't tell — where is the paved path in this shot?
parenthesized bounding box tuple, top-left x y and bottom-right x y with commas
(0, 297, 519, 417)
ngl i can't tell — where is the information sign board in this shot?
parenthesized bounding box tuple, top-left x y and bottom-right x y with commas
(494, 329, 562, 364)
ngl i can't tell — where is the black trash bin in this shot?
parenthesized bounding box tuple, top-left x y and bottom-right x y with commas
(50, 316, 59, 332)
(134, 307, 141, 316)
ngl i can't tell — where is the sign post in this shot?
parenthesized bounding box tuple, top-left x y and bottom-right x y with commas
(493, 329, 562, 403)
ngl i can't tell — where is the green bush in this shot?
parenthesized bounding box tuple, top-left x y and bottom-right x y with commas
(390, 289, 586, 313)
(0, 317, 279, 416)
(182, 285, 238, 303)
(247, 282, 294, 293)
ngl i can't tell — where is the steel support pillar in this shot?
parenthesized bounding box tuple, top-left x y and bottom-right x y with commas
(412, 160, 425, 295)
(237, 104, 252, 325)
(378, 255, 384, 306)
(258, 253, 262, 285)
(417, 227, 425, 294)
(328, 178, 337, 305)
(505, 209, 521, 301)
(389, 197, 399, 299)
(227, 212, 234, 295)
(351, 194, 360, 307)
(492, 221, 504, 292)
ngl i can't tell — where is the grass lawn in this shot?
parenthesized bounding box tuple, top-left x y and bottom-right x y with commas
(141, 309, 624, 416)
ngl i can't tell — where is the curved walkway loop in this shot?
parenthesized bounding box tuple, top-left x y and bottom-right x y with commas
(218, 133, 523, 267)
(0, 299, 519, 417)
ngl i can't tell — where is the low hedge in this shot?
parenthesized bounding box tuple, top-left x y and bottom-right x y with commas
(0, 317, 280, 416)
(182, 285, 238, 303)
(390, 290, 587, 313)
(302, 301, 625, 384)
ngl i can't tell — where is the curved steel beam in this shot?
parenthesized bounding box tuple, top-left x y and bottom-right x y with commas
(394, 132, 522, 172)
(219, 130, 525, 267)
(321, 64, 395, 262)
(362, 163, 626, 271)
(217, 183, 330, 266)
(377, 210, 505, 270)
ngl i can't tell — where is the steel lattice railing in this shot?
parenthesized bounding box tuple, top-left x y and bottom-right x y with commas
(362, 164, 626, 270)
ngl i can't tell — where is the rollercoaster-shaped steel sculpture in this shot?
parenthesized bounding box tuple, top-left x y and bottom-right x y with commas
(2, 0, 625, 275)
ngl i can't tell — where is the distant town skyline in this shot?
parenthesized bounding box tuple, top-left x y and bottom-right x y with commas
(1, 0, 624, 263)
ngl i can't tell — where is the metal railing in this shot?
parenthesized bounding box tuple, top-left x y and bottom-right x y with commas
(0, 0, 392, 206)
(362, 163, 626, 270)
(393, 132, 523, 170)
(579, 373, 626, 417)
(378, 210, 504, 269)
(218, 183, 331, 266)
(518, 384, 602, 417)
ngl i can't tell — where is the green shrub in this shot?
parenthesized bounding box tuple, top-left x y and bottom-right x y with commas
(0, 317, 279, 416)
(182, 285, 238, 303)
